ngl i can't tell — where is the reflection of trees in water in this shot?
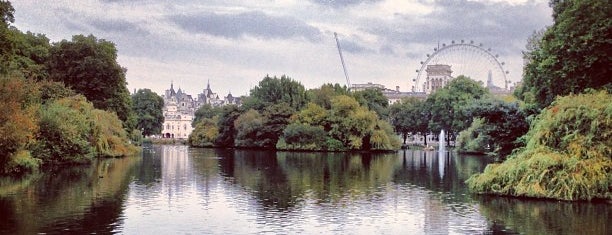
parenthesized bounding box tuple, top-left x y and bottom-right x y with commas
(216, 150, 399, 212)
(392, 150, 490, 198)
(0, 156, 139, 234)
(477, 196, 612, 234)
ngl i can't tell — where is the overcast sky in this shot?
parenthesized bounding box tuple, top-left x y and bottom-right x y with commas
(12, 0, 552, 97)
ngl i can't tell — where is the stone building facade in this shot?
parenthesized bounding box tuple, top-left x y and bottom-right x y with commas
(161, 81, 241, 139)
(424, 64, 453, 94)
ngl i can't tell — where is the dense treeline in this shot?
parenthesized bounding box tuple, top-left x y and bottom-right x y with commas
(0, 1, 145, 174)
(189, 76, 401, 151)
(468, 0, 611, 201)
(388, 75, 528, 157)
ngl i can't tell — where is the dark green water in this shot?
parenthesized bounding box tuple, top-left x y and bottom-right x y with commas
(0, 145, 609, 234)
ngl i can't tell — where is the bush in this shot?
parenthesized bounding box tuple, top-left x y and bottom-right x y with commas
(189, 117, 219, 147)
(467, 91, 612, 201)
(34, 96, 94, 164)
(3, 150, 41, 174)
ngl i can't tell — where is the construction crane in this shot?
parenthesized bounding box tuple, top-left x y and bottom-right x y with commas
(334, 32, 351, 89)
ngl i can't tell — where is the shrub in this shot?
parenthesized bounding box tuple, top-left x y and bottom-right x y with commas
(467, 91, 612, 201)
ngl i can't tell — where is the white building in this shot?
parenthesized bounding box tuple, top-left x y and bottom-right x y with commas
(161, 81, 242, 139)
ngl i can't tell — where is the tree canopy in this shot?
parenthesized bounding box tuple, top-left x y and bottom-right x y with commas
(132, 89, 164, 136)
(518, 0, 611, 110)
(245, 75, 308, 111)
(47, 34, 134, 127)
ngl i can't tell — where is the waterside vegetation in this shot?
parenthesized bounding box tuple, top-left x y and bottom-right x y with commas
(0, 1, 141, 175)
(468, 0, 611, 201)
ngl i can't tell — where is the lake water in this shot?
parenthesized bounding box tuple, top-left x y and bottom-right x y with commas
(0, 145, 609, 234)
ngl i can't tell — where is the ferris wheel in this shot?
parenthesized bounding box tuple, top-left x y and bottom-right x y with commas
(412, 40, 510, 93)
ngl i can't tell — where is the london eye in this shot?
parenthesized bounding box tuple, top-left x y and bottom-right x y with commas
(412, 40, 510, 92)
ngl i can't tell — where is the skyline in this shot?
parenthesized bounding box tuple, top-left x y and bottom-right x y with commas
(12, 0, 552, 97)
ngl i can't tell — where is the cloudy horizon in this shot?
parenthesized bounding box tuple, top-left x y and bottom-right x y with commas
(12, 0, 552, 97)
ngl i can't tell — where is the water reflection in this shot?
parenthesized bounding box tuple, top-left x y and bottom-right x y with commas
(0, 146, 609, 234)
(0, 156, 139, 234)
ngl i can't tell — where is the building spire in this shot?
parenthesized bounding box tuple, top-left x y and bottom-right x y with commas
(207, 79, 210, 90)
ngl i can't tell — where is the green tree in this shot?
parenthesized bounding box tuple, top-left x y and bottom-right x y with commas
(307, 83, 350, 109)
(0, 0, 15, 74)
(467, 91, 612, 201)
(459, 98, 529, 157)
(518, 0, 612, 110)
(215, 105, 243, 147)
(352, 88, 389, 118)
(426, 75, 489, 146)
(258, 103, 295, 148)
(189, 117, 219, 147)
(192, 103, 221, 127)
(246, 75, 309, 111)
(277, 123, 327, 150)
(131, 89, 164, 136)
(46, 34, 134, 127)
(234, 109, 264, 148)
(388, 97, 429, 145)
(8, 29, 50, 80)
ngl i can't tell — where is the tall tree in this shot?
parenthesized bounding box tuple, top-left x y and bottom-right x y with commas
(192, 104, 221, 127)
(8, 29, 51, 80)
(131, 89, 164, 136)
(389, 97, 429, 145)
(0, 0, 15, 74)
(352, 88, 389, 118)
(426, 75, 489, 146)
(215, 105, 243, 147)
(47, 34, 134, 127)
(246, 75, 309, 111)
(519, 0, 612, 110)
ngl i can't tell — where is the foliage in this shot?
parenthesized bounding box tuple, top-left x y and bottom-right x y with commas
(3, 150, 40, 174)
(46, 34, 134, 127)
(518, 0, 612, 110)
(192, 103, 221, 127)
(7, 29, 51, 80)
(234, 103, 295, 149)
(33, 95, 137, 165)
(38, 80, 75, 103)
(388, 97, 429, 144)
(258, 103, 295, 148)
(352, 88, 389, 119)
(0, 76, 39, 173)
(456, 118, 490, 154)
(246, 75, 309, 111)
(458, 98, 529, 157)
(426, 75, 489, 146)
(467, 91, 612, 201)
(307, 83, 350, 109)
(214, 105, 243, 147)
(276, 123, 327, 151)
(0, 0, 14, 74)
(189, 117, 219, 147)
(33, 96, 96, 164)
(234, 109, 265, 148)
(131, 88, 164, 136)
(90, 108, 137, 157)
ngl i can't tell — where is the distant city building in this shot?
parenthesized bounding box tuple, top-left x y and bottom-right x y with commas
(486, 70, 513, 96)
(424, 64, 453, 94)
(161, 81, 241, 139)
(351, 82, 427, 105)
